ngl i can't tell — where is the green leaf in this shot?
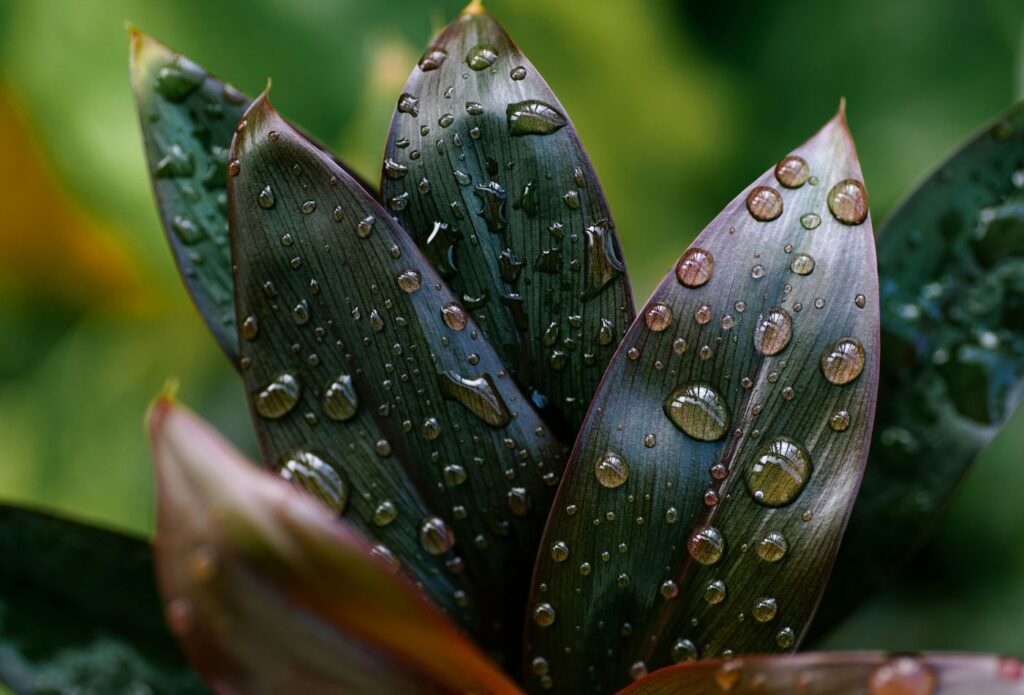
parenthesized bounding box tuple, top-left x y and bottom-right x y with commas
(130, 31, 372, 366)
(226, 92, 566, 657)
(0, 504, 204, 693)
(620, 652, 1024, 694)
(813, 101, 1024, 637)
(380, 4, 635, 438)
(523, 108, 879, 693)
(148, 397, 520, 694)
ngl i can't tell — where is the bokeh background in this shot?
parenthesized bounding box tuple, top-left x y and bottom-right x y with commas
(1, 0, 1023, 656)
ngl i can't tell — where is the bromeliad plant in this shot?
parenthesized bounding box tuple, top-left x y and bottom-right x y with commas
(3, 1, 1024, 693)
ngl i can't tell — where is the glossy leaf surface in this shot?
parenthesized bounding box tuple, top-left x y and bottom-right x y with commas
(381, 5, 635, 437)
(227, 94, 565, 654)
(815, 101, 1024, 635)
(131, 32, 370, 365)
(148, 397, 520, 694)
(0, 504, 203, 693)
(524, 109, 879, 692)
(622, 652, 1024, 694)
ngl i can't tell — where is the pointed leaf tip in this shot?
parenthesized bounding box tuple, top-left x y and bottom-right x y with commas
(525, 111, 878, 692)
(462, 0, 486, 15)
(148, 400, 520, 694)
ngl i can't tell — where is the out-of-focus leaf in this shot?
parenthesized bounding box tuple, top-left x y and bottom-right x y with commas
(227, 93, 565, 656)
(381, 4, 635, 437)
(524, 108, 879, 692)
(0, 89, 143, 309)
(814, 101, 1024, 637)
(620, 652, 1024, 694)
(148, 397, 521, 694)
(130, 31, 372, 365)
(0, 504, 204, 693)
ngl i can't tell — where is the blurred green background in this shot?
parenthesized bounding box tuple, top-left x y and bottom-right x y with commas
(1, 0, 1023, 656)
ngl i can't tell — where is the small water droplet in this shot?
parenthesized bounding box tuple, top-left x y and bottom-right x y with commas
(551, 541, 569, 562)
(757, 531, 788, 562)
(511, 66, 528, 80)
(828, 179, 869, 225)
(507, 100, 567, 136)
(396, 269, 422, 293)
(595, 451, 628, 489)
(753, 307, 792, 355)
(300, 199, 317, 214)
(704, 579, 727, 604)
(441, 302, 468, 331)
(676, 247, 714, 287)
(373, 500, 397, 526)
(322, 374, 358, 421)
(671, 638, 698, 662)
(790, 253, 815, 275)
(257, 185, 275, 209)
(356, 216, 375, 238)
(438, 371, 511, 427)
(688, 526, 725, 565)
(645, 303, 673, 332)
(664, 384, 730, 441)
(800, 212, 821, 229)
(746, 185, 783, 221)
(821, 338, 866, 385)
(419, 46, 448, 71)
(383, 158, 408, 180)
(775, 155, 810, 188)
(279, 451, 348, 513)
(855, 293, 866, 308)
(466, 44, 498, 70)
(397, 93, 420, 116)
(660, 579, 679, 599)
(746, 436, 812, 507)
(420, 516, 455, 554)
(253, 373, 301, 419)
(752, 596, 778, 622)
(533, 602, 556, 627)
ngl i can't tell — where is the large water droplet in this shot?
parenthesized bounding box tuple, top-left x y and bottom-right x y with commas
(745, 436, 812, 507)
(441, 302, 468, 331)
(438, 371, 512, 427)
(821, 338, 866, 385)
(396, 269, 422, 294)
(322, 374, 358, 422)
(582, 221, 625, 300)
(154, 56, 206, 102)
(254, 373, 301, 419)
(383, 158, 409, 180)
(419, 46, 448, 71)
(753, 307, 792, 356)
(829, 410, 851, 431)
(466, 44, 497, 70)
(671, 639, 698, 663)
(676, 247, 714, 287)
(687, 526, 725, 565)
(746, 185, 783, 221)
(397, 93, 420, 117)
(775, 155, 810, 188)
(595, 451, 628, 489)
(868, 657, 936, 695)
(533, 602, 556, 627)
(752, 596, 778, 622)
(757, 531, 788, 562)
(506, 100, 567, 136)
(645, 303, 673, 332)
(373, 500, 397, 526)
(827, 179, 869, 225)
(663, 383, 730, 441)
(279, 451, 348, 513)
(420, 516, 455, 555)
(704, 579, 727, 604)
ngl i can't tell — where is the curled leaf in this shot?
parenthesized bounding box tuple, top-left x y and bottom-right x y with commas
(381, 5, 635, 437)
(148, 397, 520, 694)
(524, 108, 879, 692)
(227, 92, 565, 654)
(815, 100, 1024, 636)
(621, 652, 1024, 694)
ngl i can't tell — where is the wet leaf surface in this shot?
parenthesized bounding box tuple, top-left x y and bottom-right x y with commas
(227, 93, 565, 657)
(523, 109, 879, 693)
(0, 504, 204, 693)
(814, 101, 1024, 637)
(131, 31, 370, 365)
(380, 5, 635, 438)
(148, 398, 520, 694)
(621, 652, 1024, 694)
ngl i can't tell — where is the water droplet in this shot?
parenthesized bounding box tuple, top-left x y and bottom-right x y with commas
(753, 307, 792, 356)
(322, 374, 358, 422)
(800, 212, 821, 229)
(397, 93, 420, 116)
(396, 269, 422, 293)
(855, 293, 866, 308)
(582, 220, 625, 300)
(508, 487, 530, 517)
(676, 247, 714, 287)
(440, 302, 468, 331)
(869, 657, 936, 695)
(466, 44, 497, 70)
(372, 500, 397, 526)
(279, 451, 348, 513)
(660, 579, 679, 599)
(688, 526, 725, 565)
(630, 662, 648, 681)
(418, 46, 447, 71)
(823, 411, 852, 437)
(438, 371, 511, 427)
(551, 541, 569, 562)
(776, 627, 796, 649)
(595, 451, 628, 489)
(757, 531, 788, 562)
(746, 185, 783, 221)
(383, 158, 408, 180)
(828, 179, 869, 225)
(645, 303, 673, 332)
(253, 373, 301, 419)
(673, 337, 688, 354)
(746, 436, 812, 507)
(510, 65, 528, 80)
(533, 602, 556, 627)
(790, 253, 815, 275)
(694, 304, 712, 325)
(154, 56, 206, 102)
(704, 579, 727, 604)
(671, 639, 698, 662)
(532, 657, 550, 676)
(154, 144, 194, 179)
(821, 338, 866, 385)
(241, 315, 259, 340)
(300, 199, 317, 214)
(752, 596, 778, 622)
(442, 463, 465, 486)
(257, 185, 275, 209)
(356, 215, 375, 238)
(420, 516, 455, 555)
(507, 100, 567, 136)
(775, 155, 810, 188)
(664, 383, 730, 441)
